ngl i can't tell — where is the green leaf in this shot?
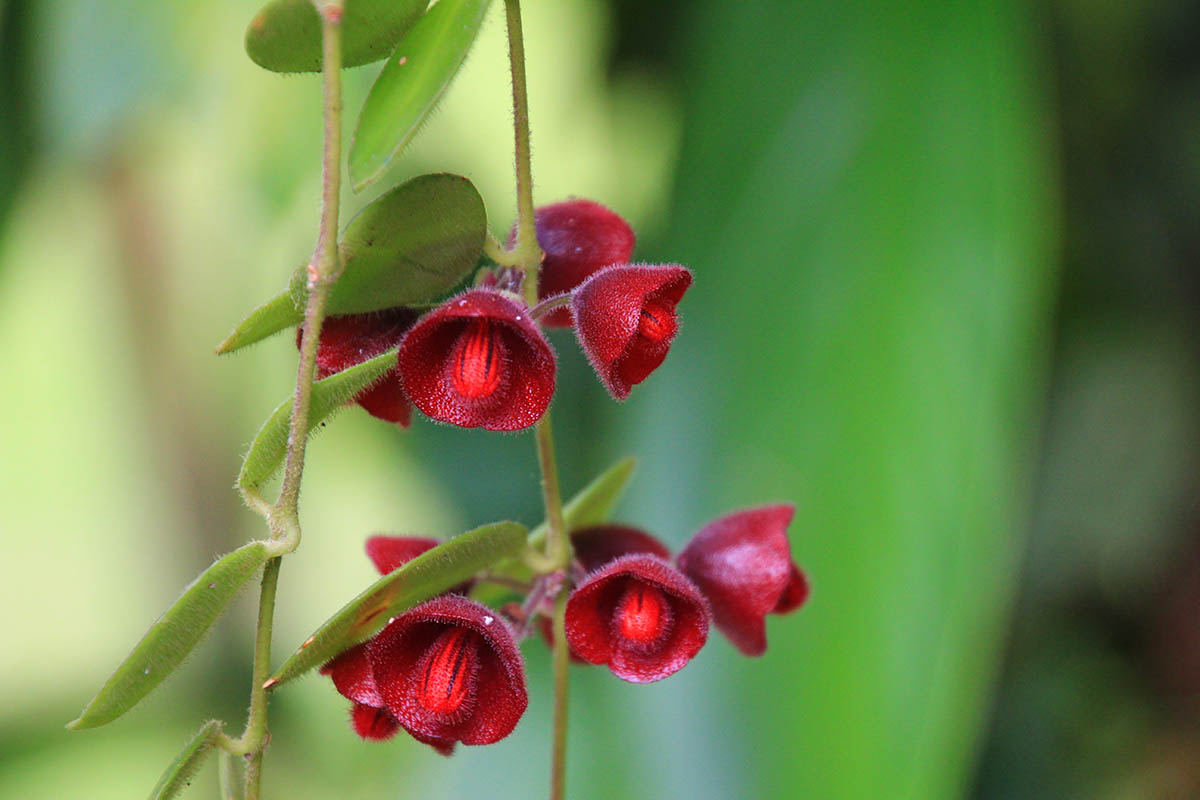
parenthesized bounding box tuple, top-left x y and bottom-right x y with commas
(326, 173, 486, 313)
(147, 720, 222, 800)
(268, 521, 527, 688)
(349, 0, 491, 191)
(238, 348, 396, 492)
(68, 544, 271, 730)
(215, 174, 485, 354)
(215, 292, 299, 355)
(529, 457, 636, 548)
(245, 0, 427, 74)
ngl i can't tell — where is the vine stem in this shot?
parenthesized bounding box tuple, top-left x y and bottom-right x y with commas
(222, 5, 345, 798)
(503, 1, 572, 797)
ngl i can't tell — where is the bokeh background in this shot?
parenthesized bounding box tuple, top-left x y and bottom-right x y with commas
(2, 0, 1198, 797)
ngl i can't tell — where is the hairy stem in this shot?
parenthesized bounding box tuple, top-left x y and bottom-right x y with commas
(503, 1, 572, 796)
(550, 587, 570, 800)
(224, 6, 345, 798)
(504, 0, 543, 306)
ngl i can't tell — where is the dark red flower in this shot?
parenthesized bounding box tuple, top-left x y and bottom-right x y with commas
(564, 554, 709, 683)
(512, 200, 636, 327)
(676, 505, 809, 657)
(296, 308, 418, 426)
(397, 289, 556, 431)
(368, 595, 528, 746)
(320, 644, 405, 743)
(571, 264, 692, 400)
(571, 525, 671, 571)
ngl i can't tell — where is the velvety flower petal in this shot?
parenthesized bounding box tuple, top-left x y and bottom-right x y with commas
(369, 595, 527, 746)
(397, 289, 556, 431)
(350, 702, 401, 741)
(321, 643, 382, 706)
(571, 264, 692, 400)
(510, 200, 635, 327)
(565, 554, 709, 683)
(364, 536, 440, 575)
(297, 308, 418, 426)
(676, 505, 807, 656)
(571, 525, 671, 572)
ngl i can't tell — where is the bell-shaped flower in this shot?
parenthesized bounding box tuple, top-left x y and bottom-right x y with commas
(297, 308, 418, 426)
(515, 199, 636, 327)
(564, 553, 710, 683)
(397, 289, 556, 431)
(368, 595, 528, 746)
(571, 264, 692, 400)
(676, 505, 809, 656)
(571, 524, 671, 570)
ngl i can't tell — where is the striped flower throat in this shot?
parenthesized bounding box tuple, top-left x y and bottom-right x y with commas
(451, 319, 505, 399)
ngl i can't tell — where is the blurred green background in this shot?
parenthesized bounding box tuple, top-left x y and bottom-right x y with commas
(1, 0, 1197, 797)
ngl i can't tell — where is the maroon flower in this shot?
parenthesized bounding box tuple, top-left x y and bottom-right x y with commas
(320, 644, 404, 743)
(297, 308, 418, 426)
(564, 554, 710, 683)
(512, 199, 636, 327)
(676, 505, 809, 657)
(397, 289, 556, 431)
(571, 524, 671, 570)
(368, 595, 528, 746)
(571, 264, 692, 400)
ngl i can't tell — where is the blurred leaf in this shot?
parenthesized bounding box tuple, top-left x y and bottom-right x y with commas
(217, 174, 484, 354)
(238, 348, 396, 492)
(639, 1, 1059, 798)
(147, 720, 222, 800)
(530, 457, 636, 548)
(215, 292, 299, 355)
(245, 0, 426, 74)
(268, 521, 528, 687)
(68, 544, 271, 729)
(349, 0, 490, 191)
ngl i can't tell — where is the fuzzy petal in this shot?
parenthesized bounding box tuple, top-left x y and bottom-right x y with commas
(571, 264, 692, 400)
(676, 505, 805, 656)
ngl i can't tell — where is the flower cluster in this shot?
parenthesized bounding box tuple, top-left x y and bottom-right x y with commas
(316, 200, 809, 757)
(301, 200, 691, 431)
(325, 507, 809, 751)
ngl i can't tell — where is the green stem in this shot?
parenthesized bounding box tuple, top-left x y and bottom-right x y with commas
(223, 7, 345, 798)
(503, 0, 543, 305)
(550, 587, 570, 800)
(503, 1, 572, 796)
(239, 557, 281, 800)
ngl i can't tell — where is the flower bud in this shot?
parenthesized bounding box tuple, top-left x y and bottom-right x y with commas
(515, 200, 636, 327)
(676, 505, 809, 656)
(571, 264, 692, 400)
(397, 289, 556, 430)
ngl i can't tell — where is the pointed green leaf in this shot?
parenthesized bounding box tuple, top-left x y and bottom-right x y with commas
(530, 457, 637, 548)
(349, 0, 491, 191)
(215, 291, 300, 355)
(245, 0, 427, 74)
(216, 174, 485, 354)
(268, 521, 527, 688)
(68, 544, 271, 730)
(147, 720, 222, 800)
(238, 348, 396, 492)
